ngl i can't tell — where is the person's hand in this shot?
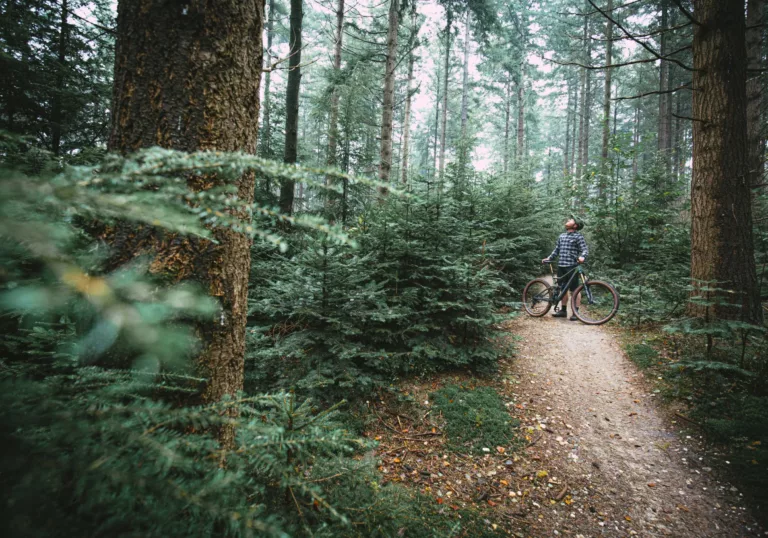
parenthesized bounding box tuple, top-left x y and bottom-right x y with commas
(542, 258, 550, 264)
(578, 257, 585, 264)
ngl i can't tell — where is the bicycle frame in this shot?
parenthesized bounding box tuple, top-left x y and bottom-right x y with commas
(548, 263, 591, 305)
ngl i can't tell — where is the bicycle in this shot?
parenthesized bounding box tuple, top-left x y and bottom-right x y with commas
(522, 263, 619, 325)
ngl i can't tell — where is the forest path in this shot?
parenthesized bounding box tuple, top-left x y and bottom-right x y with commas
(505, 314, 761, 537)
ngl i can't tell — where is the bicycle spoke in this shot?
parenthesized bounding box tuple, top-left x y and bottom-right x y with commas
(523, 280, 553, 317)
(574, 281, 618, 324)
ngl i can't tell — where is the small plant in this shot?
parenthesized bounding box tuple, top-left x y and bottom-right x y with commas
(431, 384, 517, 454)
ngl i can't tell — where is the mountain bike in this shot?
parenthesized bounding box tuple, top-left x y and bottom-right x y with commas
(522, 263, 619, 325)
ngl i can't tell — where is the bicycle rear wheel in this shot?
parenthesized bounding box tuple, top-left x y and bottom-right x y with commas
(572, 280, 619, 325)
(522, 279, 553, 317)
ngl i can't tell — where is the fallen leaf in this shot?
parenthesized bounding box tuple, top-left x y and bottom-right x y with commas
(500, 479, 509, 486)
(394, 457, 401, 463)
(536, 470, 549, 479)
(436, 497, 443, 504)
(628, 412, 637, 417)
(625, 516, 632, 522)
(496, 446, 506, 454)
(647, 483, 656, 488)
(488, 500, 497, 507)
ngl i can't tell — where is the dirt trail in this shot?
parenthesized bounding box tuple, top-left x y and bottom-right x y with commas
(507, 314, 762, 537)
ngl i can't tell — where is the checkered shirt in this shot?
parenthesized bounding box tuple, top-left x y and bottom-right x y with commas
(547, 232, 589, 267)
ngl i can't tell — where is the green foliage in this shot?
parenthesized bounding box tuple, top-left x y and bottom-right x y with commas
(431, 384, 517, 454)
(624, 342, 659, 369)
(0, 142, 421, 538)
(247, 175, 536, 400)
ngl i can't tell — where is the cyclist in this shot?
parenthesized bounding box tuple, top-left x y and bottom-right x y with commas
(542, 216, 588, 320)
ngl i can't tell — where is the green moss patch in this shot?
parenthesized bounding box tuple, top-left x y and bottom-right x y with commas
(431, 384, 517, 454)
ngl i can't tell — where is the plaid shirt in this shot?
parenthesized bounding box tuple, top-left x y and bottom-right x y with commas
(548, 232, 589, 267)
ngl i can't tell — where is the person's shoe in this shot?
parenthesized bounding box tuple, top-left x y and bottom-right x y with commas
(570, 309, 579, 321)
(552, 309, 567, 318)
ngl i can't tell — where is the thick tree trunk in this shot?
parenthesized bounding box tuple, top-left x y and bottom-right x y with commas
(600, 0, 613, 186)
(747, 0, 765, 187)
(108, 0, 263, 446)
(260, 0, 276, 161)
(51, 0, 68, 156)
(438, 10, 452, 184)
(401, 1, 417, 185)
(378, 0, 400, 191)
(689, 0, 762, 323)
(280, 0, 303, 215)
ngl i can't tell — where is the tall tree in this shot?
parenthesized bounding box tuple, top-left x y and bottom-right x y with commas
(657, 0, 672, 176)
(460, 12, 471, 141)
(50, 0, 69, 156)
(108, 0, 264, 445)
(600, 0, 613, 184)
(689, 0, 762, 323)
(260, 0, 278, 160)
(280, 0, 303, 215)
(328, 0, 344, 170)
(746, 0, 765, 188)
(379, 0, 400, 190)
(401, 1, 419, 185)
(438, 6, 453, 183)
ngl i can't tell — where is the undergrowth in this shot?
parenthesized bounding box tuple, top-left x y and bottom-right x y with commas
(431, 384, 518, 454)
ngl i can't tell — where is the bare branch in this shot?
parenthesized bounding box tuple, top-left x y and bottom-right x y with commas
(557, 0, 646, 17)
(613, 82, 693, 101)
(546, 55, 669, 71)
(586, 0, 696, 71)
(672, 112, 707, 123)
(262, 43, 311, 72)
(670, 0, 701, 26)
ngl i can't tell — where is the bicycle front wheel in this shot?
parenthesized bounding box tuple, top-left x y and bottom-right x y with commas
(572, 280, 619, 325)
(522, 278, 553, 317)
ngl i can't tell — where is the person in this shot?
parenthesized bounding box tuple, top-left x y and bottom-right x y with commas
(542, 217, 589, 320)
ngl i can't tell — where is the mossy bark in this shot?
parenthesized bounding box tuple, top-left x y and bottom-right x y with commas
(108, 0, 264, 446)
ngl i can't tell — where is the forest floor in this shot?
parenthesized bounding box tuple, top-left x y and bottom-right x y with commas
(370, 315, 765, 537)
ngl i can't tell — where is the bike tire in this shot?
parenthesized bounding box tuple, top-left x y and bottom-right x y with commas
(522, 278, 553, 317)
(572, 280, 619, 325)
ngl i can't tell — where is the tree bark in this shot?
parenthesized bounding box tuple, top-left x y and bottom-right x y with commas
(516, 74, 525, 163)
(689, 0, 762, 323)
(658, 0, 671, 176)
(438, 9, 453, 184)
(746, 0, 765, 188)
(328, 0, 344, 170)
(401, 1, 417, 185)
(460, 12, 471, 140)
(378, 0, 400, 192)
(504, 78, 512, 176)
(576, 9, 589, 181)
(108, 0, 264, 446)
(261, 0, 276, 160)
(51, 0, 68, 156)
(600, 0, 613, 188)
(280, 0, 303, 216)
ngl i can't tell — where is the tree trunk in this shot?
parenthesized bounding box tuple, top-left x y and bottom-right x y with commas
(328, 0, 344, 169)
(581, 16, 592, 176)
(432, 62, 441, 181)
(570, 77, 579, 176)
(261, 0, 276, 161)
(747, 0, 765, 187)
(600, 0, 613, 188)
(632, 103, 639, 181)
(576, 11, 588, 181)
(658, 0, 671, 176)
(689, 0, 762, 323)
(460, 12, 470, 140)
(280, 0, 303, 216)
(378, 0, 400, 192)
(51, 0, 68, 156)
(401, 1, 417, 185)
(438, 9, 452, 184)
(516, 75, 525, 163)
(504, 78, 512, 176)
(108, 0, 263, 447)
